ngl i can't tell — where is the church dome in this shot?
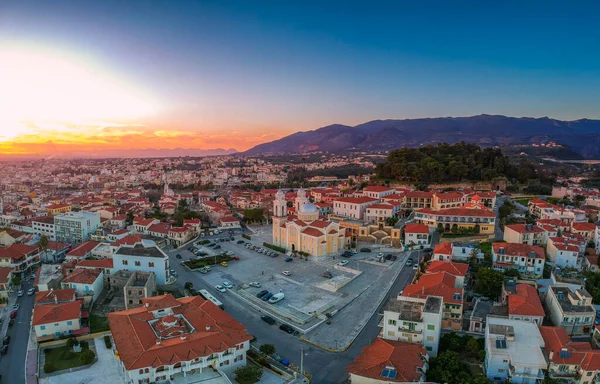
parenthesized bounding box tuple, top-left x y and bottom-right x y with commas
(299, 203, 318, 214)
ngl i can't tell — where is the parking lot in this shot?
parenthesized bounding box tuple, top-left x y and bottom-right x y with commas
(174, 232, 412, 334)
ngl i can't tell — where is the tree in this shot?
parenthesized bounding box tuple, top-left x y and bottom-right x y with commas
(79, 349, 95, 364)
(466, 338, 480, 357)
(437, 223, 444, 233)
(427, 351, 472, 384)
(474, 268, 504, 298)
(66, 337, 75, 349)
(38, 234, 50, 262)
(259, 344, 276, 356)
(11, 275, 21, 287)
(385, 217, 399, 226)
(126, 211, 134, 225)
(243, 208, 264, 223)
(234, 365, 263, 384)
(184, 282, 193, 291)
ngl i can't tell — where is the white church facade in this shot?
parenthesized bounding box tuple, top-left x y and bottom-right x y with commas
(272, 188, 347, 257)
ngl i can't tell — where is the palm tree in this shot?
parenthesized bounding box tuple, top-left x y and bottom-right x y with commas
(38, 235, 50, 263)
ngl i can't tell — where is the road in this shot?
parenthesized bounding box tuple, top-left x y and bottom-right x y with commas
(0, 279, 35, 384)
(167, 235, 416, 384)
(493, 196, 505, 241)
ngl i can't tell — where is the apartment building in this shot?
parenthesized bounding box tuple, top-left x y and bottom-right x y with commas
(32, 300, 83, 341)
(60, 267, 104, 303)
(484, 316, 547, 383)
(108, 295, 252, 383)
(0, 244, 41, 275)
(45, 203, 71, 216)
(414, 207, 496, 235)
(364, 202, 400, 224)
(32, 216, 56, 241)
(544, 286, 595, 337)
(381, 295, 443, 357)
(502, 282, 545, 325)
(54, 211, 101, 244)
(540, 326, 600, 384)
(433, 242, 484, 262)
(547, 237, 581, 270)
(362, 186, 395, 199)
(504, 224, 546, 246)
(492, 243, 545, 278)
(112, 240, 170, 284)
(404, 191, 434, 209)
(332, 197, 379, 221)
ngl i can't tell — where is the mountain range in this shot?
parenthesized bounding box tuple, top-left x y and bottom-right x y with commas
(243, 115, 600, 159)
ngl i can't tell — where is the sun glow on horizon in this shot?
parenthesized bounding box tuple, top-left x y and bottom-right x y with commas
(0, 46, 160, 143)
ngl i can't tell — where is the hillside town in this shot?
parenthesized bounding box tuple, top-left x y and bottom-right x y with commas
(1, 155, 600, 384)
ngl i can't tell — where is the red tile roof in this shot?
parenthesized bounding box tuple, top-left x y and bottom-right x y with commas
(405, 191, 434, 199)
(0, 267, 12, 285)
(492, 243, 545, 259)
(334, 197, 379, 204)
(505, 224, 544, 234)
(35, 288, 76, 305)
(302, 227, 324, 237)
(508, 284, 545, 317)
(426, 260, 468, 277)
(67, 241, 99, 258)
(111, 229, 130, 236)
(113, 234, 143, 247)
(347, 338, 426, 382)
(76, 258, 114, 269)
(309, 220, 331, 229)
(572, 222, 596, 232)
(220, 216, 239, 223)
(46, 204, 70, 210)
(62, 268, 102, 285)
(435, 192, 464, 200)
(32, 300, 81, 326)
(133, 218, 157, 227)
(433, 243, 453, 255)
(148, 223, 170, 234)
(404, 223, 430, 234)
(366, 203, 394, 210)
(402, 273, 463, 304)
(108, 295, 252, 370)
(0, 244, 39, 260)
(539, 326, 600, 370)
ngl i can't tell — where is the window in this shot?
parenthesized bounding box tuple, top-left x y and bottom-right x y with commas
(149, 262, 154, 267)
(427, 324, 435, 330)
(426, 336, 434, 341)
(135, 261, 141, 266)
(67, 321, 72, 326)
(122, 260, 128, 265)
(41, 325, 46, 330)
(388, 319, 396, 326)
(387, 331, 395, 337)
(425, 346, 432, 351)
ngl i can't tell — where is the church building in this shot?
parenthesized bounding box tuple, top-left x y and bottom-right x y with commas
(272, 188, 347, 257)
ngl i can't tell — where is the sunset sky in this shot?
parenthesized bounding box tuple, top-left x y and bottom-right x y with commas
(1, 1, 600, 157)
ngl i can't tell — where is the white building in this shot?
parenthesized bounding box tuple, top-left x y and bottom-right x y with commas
(547, 237, 581, 270)
(54, 211, 101, 244)
(484, 316, 547, 383)
(544, 285, 595, 337)
(32, 216, 56, 241)
(381, 295, 443, 357)
(362, 186, 395, 199)
(492, 243, 545, 278)
(108, 294, 252, 384)
(32, 300, 83, 340)
(60, 267, 104, 302)
(332, 196, 379, 221)
(403, 223, 431, 247)
(503, 224, 547, 246)
(112, 240, 170, 285)
(433, 242, 484, 262)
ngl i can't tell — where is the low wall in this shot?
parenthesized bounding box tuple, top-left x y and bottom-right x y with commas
(39, 331, 111, 348)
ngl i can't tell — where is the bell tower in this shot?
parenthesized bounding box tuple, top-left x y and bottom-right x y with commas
(273, 189, 287, 218)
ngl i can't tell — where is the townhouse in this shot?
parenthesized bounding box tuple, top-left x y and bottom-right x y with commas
(32, 300, 84, 341)
(364, 202, 400, 224)
(433, 242, 484, 262)
(504, 224, 546, 246)
(547, 237, 581, 270)
(502, 282, 545, 325)
(544, 286, 595, 337)
(61, 267, 104, 303)
(492, 243, 545, 278)
(332, 196, 379, 221)
(403, 223, 431, 247)
(381, 295, 443, 357)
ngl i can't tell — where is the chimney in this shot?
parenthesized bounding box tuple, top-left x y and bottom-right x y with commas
(180, 335, 186, 340)
(205, 326, 211, 331)
(156, 340, 161, 345)
(549, 351, 554, 360)
(54, 292, 58, 304)
(145, 302, 149, 308)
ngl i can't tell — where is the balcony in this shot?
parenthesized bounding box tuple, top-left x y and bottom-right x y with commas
(398, 327, 422, 334)
(508, 365, 545, 380)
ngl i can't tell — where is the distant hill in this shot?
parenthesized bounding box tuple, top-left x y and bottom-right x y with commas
(242, 115, 600, 159)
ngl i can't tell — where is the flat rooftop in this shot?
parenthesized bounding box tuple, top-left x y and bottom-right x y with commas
(486, 316, 546, 368)
(550, 286, 595, 313)
(38, 264, 63, 285)
(116, 244, 165, 258)
(385, 298, 423, 322)
(424, 296, 442, 313)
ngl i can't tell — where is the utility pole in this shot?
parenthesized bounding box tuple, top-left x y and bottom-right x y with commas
(300, 347, 304, 377)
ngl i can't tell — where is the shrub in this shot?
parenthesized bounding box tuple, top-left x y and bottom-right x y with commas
(104, 335, 112, 349)
(263, 242, 285, 253)
(60, 350, 75, 360)
(242, 234, 251, 240)
(234, 364, 263, 384)
(198, 239, 210, 245)
(259, 343, 276, 356)
(80, 340, 89, 350)
(65, 337, 75, 349)
(79, 349, 95, 365)
(44, 361, 56, 373)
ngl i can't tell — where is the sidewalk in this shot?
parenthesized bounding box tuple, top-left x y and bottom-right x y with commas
(0, 289, 17, 339)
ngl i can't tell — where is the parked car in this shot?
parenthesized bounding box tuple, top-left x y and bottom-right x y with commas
(390, 255, 397, 261)
(9, 311, 16, 319)
(279, 324, 294, 334)
(0, 345, 7, 355)
(338, 260, 348, 266)
(385, 254, 392, 260)
(360, 248, 372, 252)
(220, 261, 228, 267)
(256, 290, 269, 298)
(2, 336, 10, 346)
(249, 282, 261, 288)
(17, 290, 23, 297)
(285, 257, 293, 262)
(269, 292, 285, 304)
(175, 254, 182, 259)
(214, 245, 222, 249)
(237, 240, 245, 244)
(322, 270, 333, 278)
(261, 315, 276, 325)
(8, 319, 14, 327)
(27, 288, 35, 296)
(232, 256, 240, 260)
(215, 285, 226, 293)
(198, 268, 208, 274)
(413, 264, 419, 270)
(223, 282, 233, 289)
(423, 248, 433, 253)
(261, 292, 273, 301)
(12, 304, 19, 311)
(282, 271, 291, 276)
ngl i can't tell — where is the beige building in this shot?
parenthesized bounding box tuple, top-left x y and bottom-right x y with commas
(503, 224, 547, 246)
(273, 189, 346, 256)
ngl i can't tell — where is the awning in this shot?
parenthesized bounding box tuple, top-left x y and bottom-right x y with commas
(72, 327, 90, 336)
(81, 310, 89, 318)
